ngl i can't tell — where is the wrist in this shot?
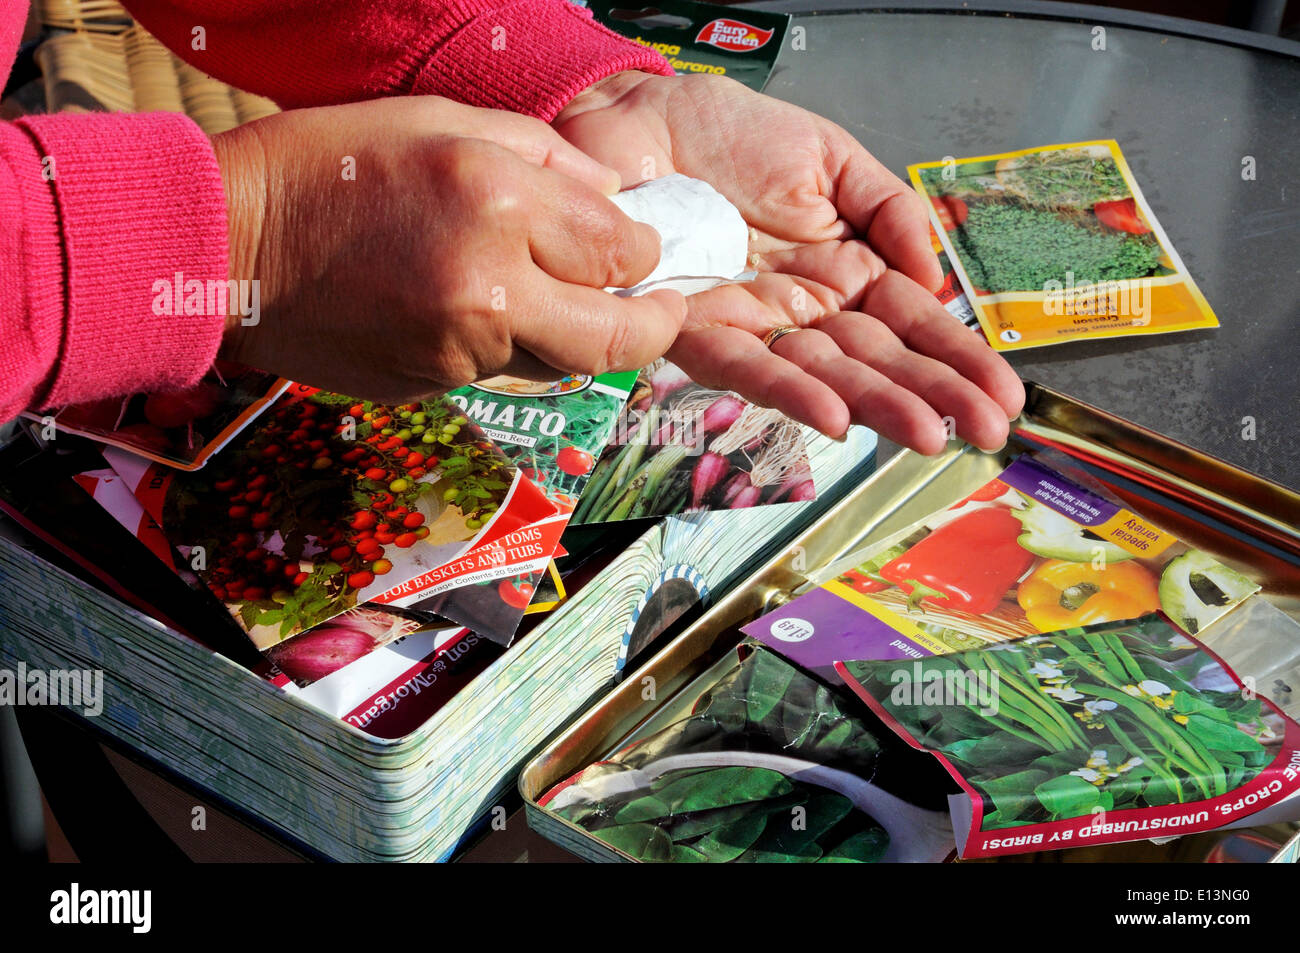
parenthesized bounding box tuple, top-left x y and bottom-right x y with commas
(211, 124, 268, 346)
(554, 70, 661, 126)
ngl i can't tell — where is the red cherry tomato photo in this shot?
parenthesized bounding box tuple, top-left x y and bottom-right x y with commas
(498, 578, 536, 609)
(555, 446, 595, 477)
(930, 195, 969, 231)
(1093, 198, 1151, 234)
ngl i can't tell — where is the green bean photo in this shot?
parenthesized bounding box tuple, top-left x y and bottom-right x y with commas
(843, 617, 1284, 829)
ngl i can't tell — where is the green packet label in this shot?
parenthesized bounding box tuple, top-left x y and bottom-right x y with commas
(581, 0, 790, 91)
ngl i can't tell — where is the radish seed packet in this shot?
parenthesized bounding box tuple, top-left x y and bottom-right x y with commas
(571, 360, 814, 524)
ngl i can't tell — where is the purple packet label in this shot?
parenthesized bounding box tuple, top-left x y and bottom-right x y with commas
(743, 588, 936, 682)
(1000, 456, 1119, 528)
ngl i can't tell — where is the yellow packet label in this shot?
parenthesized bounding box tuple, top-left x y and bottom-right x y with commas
(909, 140, 1218, 351)
(1093, 508, 1179, 560)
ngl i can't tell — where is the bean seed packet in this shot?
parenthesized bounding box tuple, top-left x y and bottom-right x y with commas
(103, 384, 564, 648)
(415, 372, 633, 635)
(745, 455, 1260, 661)
(540, 644, 957, 862)
(838, 616, 1300, 858)
(910, 140, 1218, 350)
(27, 363, 289, 470)
(570, 360, 814, 524)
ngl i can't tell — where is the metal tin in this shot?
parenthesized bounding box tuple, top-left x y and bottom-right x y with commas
(520, 381, 1300, 861)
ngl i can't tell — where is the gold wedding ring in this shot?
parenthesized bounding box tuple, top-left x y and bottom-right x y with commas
(760, 325, 802, 350)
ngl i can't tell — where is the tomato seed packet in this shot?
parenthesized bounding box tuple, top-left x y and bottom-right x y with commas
(104, 384, 564, 648)
(416, 372, 634, 636)
(74, 451, 463, 674)
(838, 616, 1300, 858)
(910, 140, 1218, 350)
(29, 363, 289, 470)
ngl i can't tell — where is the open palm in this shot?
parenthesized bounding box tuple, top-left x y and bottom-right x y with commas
(554, 73, 1023, 453)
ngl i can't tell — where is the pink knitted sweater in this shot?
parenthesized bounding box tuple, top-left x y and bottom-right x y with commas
(0, 0, 670, 422)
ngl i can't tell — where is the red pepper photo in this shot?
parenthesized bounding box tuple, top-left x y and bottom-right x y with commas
(879, 506, 1036, 615)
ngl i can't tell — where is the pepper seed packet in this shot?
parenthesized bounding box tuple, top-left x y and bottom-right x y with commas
(910, 140, 1218, 350)
(745, 454, 1259, 663)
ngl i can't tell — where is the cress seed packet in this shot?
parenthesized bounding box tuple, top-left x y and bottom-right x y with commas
(910, 140, 1218, 350)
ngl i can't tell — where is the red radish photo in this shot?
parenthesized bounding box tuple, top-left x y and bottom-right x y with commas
(573, 360, 814, 524)
(265, 606, 422, 686)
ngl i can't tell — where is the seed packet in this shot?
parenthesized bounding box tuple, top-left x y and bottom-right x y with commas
(910, 140, 1218, 350)
(26, 363, 289, 470)
(414, 372, 631, 635)
(837, 616, 1300, 858)
(571, 360, 814, 523)
(71, 454, 466, 693)
(583, 0, 789, 92)
(931, 223, 979, 331)
(746, 454, 1260, 657)
(102, 384, 563, 648)
(276, 624, 502, 736)
(540, 644, 956, 862)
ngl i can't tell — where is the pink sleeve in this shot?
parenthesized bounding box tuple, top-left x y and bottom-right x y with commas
(0, 112, 227, 422)
(121, 0, 673, 121)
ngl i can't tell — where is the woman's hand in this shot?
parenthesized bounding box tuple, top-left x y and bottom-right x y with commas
(213, 96, 686, 404)
(554, 73, 1024, 453)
